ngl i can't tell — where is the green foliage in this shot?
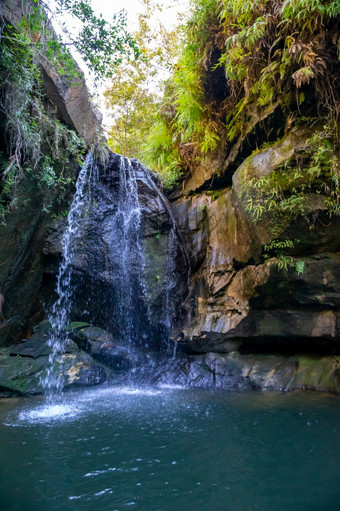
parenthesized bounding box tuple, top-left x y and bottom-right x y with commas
(38, 0, 138, 81)
(0, 0, 132, 219)
(0, 20, 86, 219)
(171, 0, 221, 150)
(141, 0, 339, 190)
(142, 117, 183, 189)
(295, 260, 306, 275)
(104, 0, 183, 190)
(104, 3, 163, 157)
(218, 0, 340, 141)
(263, 238, 305, 274)
(61, 1, 139, 80)
(140, 0, 224, 187)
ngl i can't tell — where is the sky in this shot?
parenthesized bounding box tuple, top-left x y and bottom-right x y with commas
(93, 0, 188, 29)
(48, 0, 189, 127)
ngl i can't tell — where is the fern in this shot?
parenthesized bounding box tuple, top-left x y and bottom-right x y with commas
(142, 0, 339, 190)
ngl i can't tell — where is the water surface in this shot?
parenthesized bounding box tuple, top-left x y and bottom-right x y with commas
(1, 386, 339, 511)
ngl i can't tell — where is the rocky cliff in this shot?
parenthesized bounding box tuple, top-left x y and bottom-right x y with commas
(173, 132, 340, 351)
(151, 0, 340, 393)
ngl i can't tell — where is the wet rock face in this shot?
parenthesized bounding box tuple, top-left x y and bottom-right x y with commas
(0, 176, 59, 347)
(0, 1, 103, 347)
(145, 351, 340, 394)
(43, 153, 188, 348)
(74, 327, 135, 371)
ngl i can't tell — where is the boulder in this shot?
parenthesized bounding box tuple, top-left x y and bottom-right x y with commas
(33, 320, 52, 334)
(76, 326, 136, 371)
(0, 345, 110, 396)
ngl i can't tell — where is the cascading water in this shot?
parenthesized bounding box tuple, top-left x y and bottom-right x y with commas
(139, 163, 190, 335)
(42, 154, 99, 400)
(106, 156, 145, 349)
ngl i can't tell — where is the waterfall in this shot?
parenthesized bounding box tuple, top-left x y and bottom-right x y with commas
(138, 164, 190, 334)
(42, 152, 188, 398)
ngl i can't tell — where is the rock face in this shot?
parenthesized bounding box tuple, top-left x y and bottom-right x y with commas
(170, 127, 340, 391)
(148, 351, 340, 394)
(1, 0, 102, 147)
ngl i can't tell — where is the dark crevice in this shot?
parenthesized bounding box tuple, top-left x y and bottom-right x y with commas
(0, 110, 9, 157)
(239, 337, 340, 356)
(232, 258, 256, 271)
(203, 49, 229, 103)
(216, 107, 287, 189)
(39, 68, 75, 130)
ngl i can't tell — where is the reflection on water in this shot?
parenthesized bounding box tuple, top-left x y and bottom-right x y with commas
(1, 387, 340, 511)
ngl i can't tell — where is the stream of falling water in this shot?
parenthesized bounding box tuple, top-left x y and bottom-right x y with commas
(139, 164, 190, 333)
(42, 153, 179, 400)
(42, 154, 98, 400)
(107, 156, 145, 350)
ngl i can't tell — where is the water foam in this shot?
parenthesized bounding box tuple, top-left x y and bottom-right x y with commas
(19, 403, 77, 422)
(6, 385, 179, 426)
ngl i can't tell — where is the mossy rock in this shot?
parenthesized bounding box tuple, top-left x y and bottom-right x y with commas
(32, 320, 52, 334)
(290, 355, 340, 393)
(66, 321, 90, 332)
(77, 327, 115, 344)
(0, 347, 110, 396)
(0, 348, 47, 395)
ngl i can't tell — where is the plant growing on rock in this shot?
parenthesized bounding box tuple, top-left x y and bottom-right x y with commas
(142, 0, 340, 190)
(0, 0, 138, 219)
(0, 22, 86, 217)
(241, 128, 339, 225)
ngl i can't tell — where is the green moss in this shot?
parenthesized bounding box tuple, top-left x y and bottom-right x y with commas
(206, 189, 226, 202)
(292, 356, 340, 392)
